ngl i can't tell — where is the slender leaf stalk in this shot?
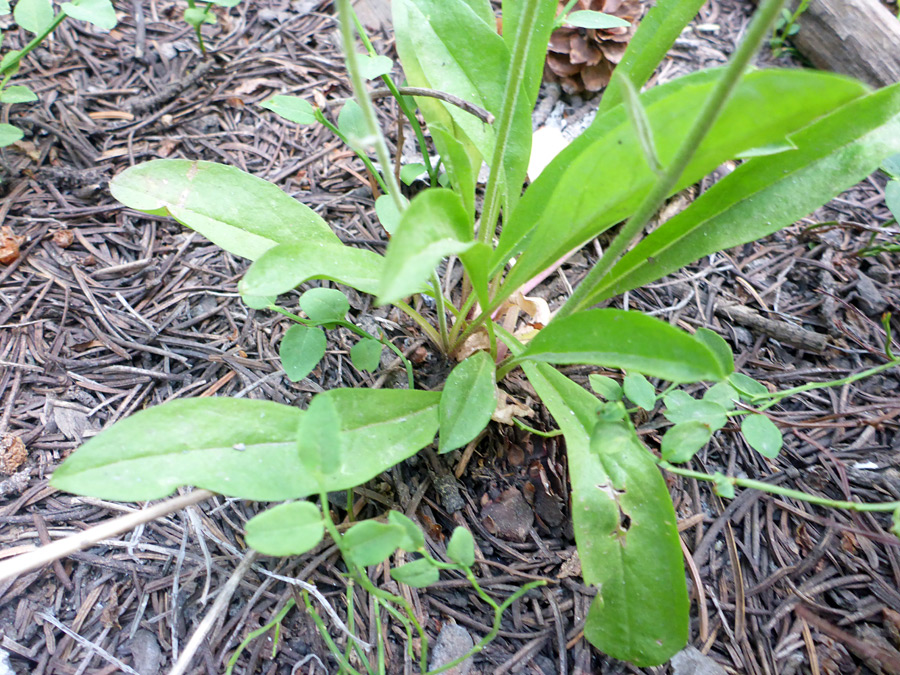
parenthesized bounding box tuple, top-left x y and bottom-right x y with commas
(301, 591, 365, 675)
(660, 462, 900, 513)
(0, 13, 67, 79)
(314, 109, 390, 195)
(431, 271, 451, 352)
(555, 0, 789, 319)
(477, 0, 544, 245)
(336, 0, 405, 212)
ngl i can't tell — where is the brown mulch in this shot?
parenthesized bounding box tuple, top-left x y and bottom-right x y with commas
(1, 0, 899, 673)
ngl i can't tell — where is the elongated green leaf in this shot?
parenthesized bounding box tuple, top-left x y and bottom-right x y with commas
(0, 123, 23, 148)
(297, 394, 342, 476)
(245, 501, 324, 557)
(0, 85, 37, 103)
(565, 10, 631, 29)
(446, 527, 475, 567)
(280, 325, 326, 382)
(239, 240, 384, 297)
(110, 160, 338, 261)
(522, 363, 688, 666)
(60, 0, 117, 30)
(378, 188, 472, 305)
(343, 520, 405, 568)
(592, 83, 900, 301)
(494, 70, 867, 293)
(741, 414, 782, 458)
(439, 351, 496, 452)
(51, 390, 440, 501)
(622, 373, 655, 410)
(261, 95, 316, 125)
(14, 0, 53, 33)
(430, 125, 477, 221)
(515, 309, 731, 383)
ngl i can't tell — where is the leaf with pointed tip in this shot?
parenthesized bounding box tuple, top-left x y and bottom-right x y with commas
(446, 527, 475, 568)
(343, 520, 405, 568)
(391, 558, 440, 587)
(61, 0, 117, 29)
(0, 124, 23, 148)
(110, 160, 338, 261)
(564, 10, 631, 29)
(622, 373, 655, 410)
(299, 288, 349, 324)
(261, 95, 316, 125)
(280, 325, 326, 382)
(0, 85, 37, 103)
(439, 351, 496, 453)
(350, 338, 382, 372)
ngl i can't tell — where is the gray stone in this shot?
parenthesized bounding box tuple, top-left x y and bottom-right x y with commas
(429, 623, 474, 675)
(855, 273, 888, 314)
(128, 629, 162, 675)
(670, 645, 728, 675)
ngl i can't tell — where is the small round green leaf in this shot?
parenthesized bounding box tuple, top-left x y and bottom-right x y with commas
(279, 325, 326, 382)
(703, 382, 739, 410)
(342, 520, 405, 568)
(446, 526, 475, 568)
(350, 338, 382, 372)
(14, 0, 53, 33)
(391, 558, 440, 587)
(439, 351, 497, 453)
(0, 124, 24, 148)
(388, 511, 424, 552)
(589, 374, 623, 401)
(299, 288, 349, 324)
(623, 373, 655, 410)
(728, 373, 769, 400)
(60, 0, 117, 29)
(741, 414, 782, 458)
(261, 95, 316, 125)
(661, 421, 712, 464)
(712, 472, 735, 499)
(564, 9, 631, 29)
(374, 194, 407, 235)
(357, 53, 393, 80)
(241, 293, 275, 310)
(338, 99, 368, 149)
(400, 163, 427, 185)
(183, 5, 215, 26)
(0, 85, 37, 104)
(245, 501, 324, 557)
(662, 399, 727, 431)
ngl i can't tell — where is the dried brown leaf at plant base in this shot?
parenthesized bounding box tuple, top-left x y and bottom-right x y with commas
(545, 0, 646, 94)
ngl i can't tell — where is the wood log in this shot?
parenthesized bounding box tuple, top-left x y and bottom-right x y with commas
(780, 0, 900, 87)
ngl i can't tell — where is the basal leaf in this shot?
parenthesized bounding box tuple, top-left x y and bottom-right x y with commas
(741, 414, 782, 458)
(299, 288, 349, 324)
(13, 0, 53, 33)
(280, 325, 326, 382)
(239, 240, 385, 296)
(514, 309, 731, 383)
(378, 188, 473, 305)
(592, 82, 900, 302)
(523, 363, 688, 666)
(886, 180, 900, 221)
(0, 85, 37, 103)
(245, 501, 324, 557)
(494, 70, 867, 293)
(261, 95, 316, 125)
(51, 390, 440, 502)
(110, 160, 338, 261)
(439, 351, 496, 452)
(60, 0, 117, 30)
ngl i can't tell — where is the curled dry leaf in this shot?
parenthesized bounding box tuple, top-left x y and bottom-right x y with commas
(0, 227, 26, 265)
(492, 390, 534, 425)
(0, 435, 27, 475)
(546, 0, 645, 94)
(52, 229, 75, 248)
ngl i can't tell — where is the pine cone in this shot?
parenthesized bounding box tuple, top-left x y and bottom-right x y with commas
(545, 0, 645, 94)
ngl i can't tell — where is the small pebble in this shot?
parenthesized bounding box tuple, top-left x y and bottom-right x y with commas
(855, 273, 888, 314)
(128, 629, 162, 675)
(429, 623, 474, 675)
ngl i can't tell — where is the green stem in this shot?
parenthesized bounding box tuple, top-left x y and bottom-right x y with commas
(555, 0, 788, 320)
(476, 0, 543, 245)
(350, 11, 437, 186)
(336, 0, 405, 212)
(753, 357, 900, 411)
(0, 13, 67, 78)
(660, 462, 900, 512)
(315, 109, 390, 195)
(302, 591, 365, 675)
(447, 292, 478, 347)
(394, 300, 444, 348)
(431, 272, 450, 353)
(225, 599, 295, 674)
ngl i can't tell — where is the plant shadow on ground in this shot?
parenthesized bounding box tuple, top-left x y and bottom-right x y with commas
(1, 0, 899, 672)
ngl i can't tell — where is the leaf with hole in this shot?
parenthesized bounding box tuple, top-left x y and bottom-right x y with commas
(391, 558, 440, 587)
(261, 95, 316, 125)
(343, 520, 405, 568)
(446, 527, 475, 568)
(299, 288, 349, 324)
(110, 160, 338, 261)
(439, 351, 496, 453)
(279, 325, 326, 383)
(623, 373, 655, 410)
(741, 415, 782, 458)
(245, 501, 324, 557)
(515, 309, 731, 383)
(350, 339, 382, 372)
(523, 363, 688, 666)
